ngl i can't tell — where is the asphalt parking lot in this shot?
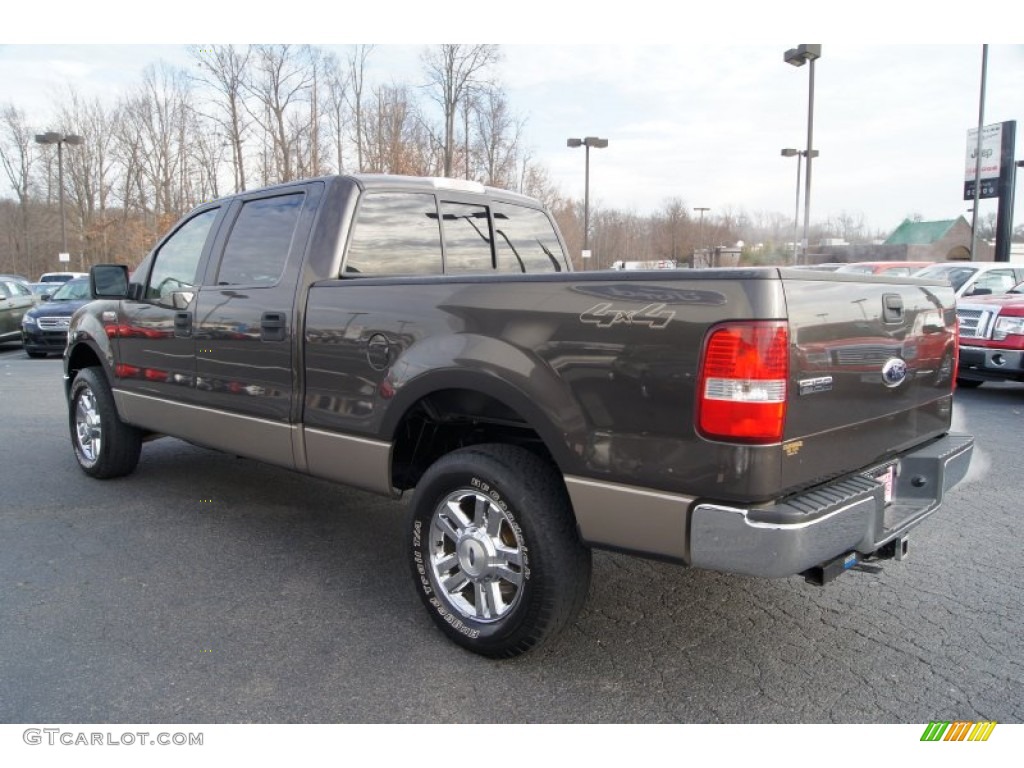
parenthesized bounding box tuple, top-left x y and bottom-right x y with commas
(0, 343, 1020, 724)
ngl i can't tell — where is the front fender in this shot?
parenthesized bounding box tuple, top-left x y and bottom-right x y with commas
(64, 301, 120, 395)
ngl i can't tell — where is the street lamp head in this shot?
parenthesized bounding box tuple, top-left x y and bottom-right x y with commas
(784, 44, 822, 67)
(566, 138, 583, 148)
(781, 148, 799, 157)
(784, 48, 805, 67)
(34, 131, 85, 146)
(799, 44, 822, 61)
(583, 137, 608, 149)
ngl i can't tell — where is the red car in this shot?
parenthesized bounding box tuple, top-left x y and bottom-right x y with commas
(835, 261, 933, 277)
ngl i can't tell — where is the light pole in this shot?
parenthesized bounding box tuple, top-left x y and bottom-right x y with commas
(567, 136, 608, 269)
(781, 148, 819, 264)
(35, 131, 84, 258)
(970, 45, 988, 261)
(694, 207, 710, 266)
(784, 44, 821, 260)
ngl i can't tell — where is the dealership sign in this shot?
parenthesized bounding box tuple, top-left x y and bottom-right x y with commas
(964, 122, 1004, 200)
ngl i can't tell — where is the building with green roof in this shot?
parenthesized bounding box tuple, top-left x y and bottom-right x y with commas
(882, 216, 986, 261)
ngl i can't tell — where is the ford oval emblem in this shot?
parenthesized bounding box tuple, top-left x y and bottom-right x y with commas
(881, 358, 908, 388)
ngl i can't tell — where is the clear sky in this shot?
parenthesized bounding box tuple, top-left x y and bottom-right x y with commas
(2, 4, 1022, 238)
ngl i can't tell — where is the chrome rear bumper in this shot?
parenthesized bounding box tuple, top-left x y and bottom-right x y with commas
(688, 433, 974, 578)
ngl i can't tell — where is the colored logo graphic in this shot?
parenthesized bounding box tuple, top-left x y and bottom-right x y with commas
(920, 721, 997, 742)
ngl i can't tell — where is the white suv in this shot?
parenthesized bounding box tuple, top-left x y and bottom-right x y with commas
(38, 271, 88, 284)
(913, 262, 1024, 300)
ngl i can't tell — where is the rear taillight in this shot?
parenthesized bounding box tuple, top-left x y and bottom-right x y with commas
(697, 321, 788, 443)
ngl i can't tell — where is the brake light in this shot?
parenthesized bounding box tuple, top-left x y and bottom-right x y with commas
(697, 321, 789, 443)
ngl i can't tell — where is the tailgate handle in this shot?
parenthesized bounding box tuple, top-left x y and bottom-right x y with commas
(261, 311, 287, 342)
(882, 294, 904, 324)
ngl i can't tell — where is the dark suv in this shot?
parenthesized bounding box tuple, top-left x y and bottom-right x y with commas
(22, 277, 91, 358)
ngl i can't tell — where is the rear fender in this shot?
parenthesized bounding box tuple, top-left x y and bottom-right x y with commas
(380, 333, 587, 472)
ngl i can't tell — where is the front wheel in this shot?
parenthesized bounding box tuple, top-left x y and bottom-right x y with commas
(408, 444, 591, 658)
(69, 367, 142, 478)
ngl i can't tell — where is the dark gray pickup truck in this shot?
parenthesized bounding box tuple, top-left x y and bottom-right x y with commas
(65, 174, 973, 657)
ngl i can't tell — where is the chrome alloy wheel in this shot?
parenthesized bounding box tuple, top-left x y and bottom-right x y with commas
(428, 488, 525, 623)
(74, 386, 102, 464)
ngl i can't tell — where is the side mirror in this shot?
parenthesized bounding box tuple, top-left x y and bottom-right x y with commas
(41, 294, 51, 302)
(966, 287, 992, 297)
(171, 291, 195, 310)
(90, 264, 130, 299)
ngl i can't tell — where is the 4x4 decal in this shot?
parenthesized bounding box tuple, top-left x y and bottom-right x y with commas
(580, 302, 675, 330)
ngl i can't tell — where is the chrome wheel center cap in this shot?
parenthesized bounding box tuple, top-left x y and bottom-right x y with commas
(457, 530, 494, 579)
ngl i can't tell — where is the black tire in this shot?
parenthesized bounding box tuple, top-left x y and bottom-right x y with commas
(25, 350, 48, 359)
(956, 377, 984, 389)
(69, 367, 143, 479)
(408, 444, 591, 658)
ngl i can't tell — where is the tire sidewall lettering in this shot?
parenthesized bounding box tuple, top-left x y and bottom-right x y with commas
(469, 475, 530, 580)
(410, 465, 533, 641)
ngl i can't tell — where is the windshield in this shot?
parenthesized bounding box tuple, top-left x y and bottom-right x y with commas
(50, 279, 90, 301)
(914, 264, 977, 292)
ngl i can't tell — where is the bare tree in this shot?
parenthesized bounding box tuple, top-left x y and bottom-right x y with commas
(421, 45, 500, 178)
(473, 88, 522, 188)
(120, 62, 195, 220)
(346, 45, 373, 172)
(56, 89, 123, 264)
(189, 44, 251, 193)
(0, 103, 36, 272)
(826, 210, 867, 243)
(654, 197, 690, 264)
(362, 84, 431, 176)
(243, 44, 316, 183)
(322, 52, 350, 174)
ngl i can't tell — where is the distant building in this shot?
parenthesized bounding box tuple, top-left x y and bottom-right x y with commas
(883, 217, 989, 261)
(813, 216, 994, 264)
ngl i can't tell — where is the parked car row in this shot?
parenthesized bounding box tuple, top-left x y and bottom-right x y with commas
(796, 260, 1024, 389)
(797, 260, 1024, 300)
(0, 273, 91, 357)
(0, 277, 37, 345)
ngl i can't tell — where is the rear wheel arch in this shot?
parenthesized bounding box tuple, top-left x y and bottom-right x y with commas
(385, 378, 574, 492)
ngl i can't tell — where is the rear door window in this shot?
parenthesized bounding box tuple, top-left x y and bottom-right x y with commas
(345, 193, 442, 276)
(441, 201, 493, 274)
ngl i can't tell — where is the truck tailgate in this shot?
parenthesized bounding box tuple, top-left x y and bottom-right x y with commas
(780, 272, 957, 492)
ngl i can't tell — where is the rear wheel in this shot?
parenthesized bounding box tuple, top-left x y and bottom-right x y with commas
(69, 367, 142, 478)
(956, 377, 984, 389)
(25, 350, 48, 359)
(408, 444, 591, 658)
